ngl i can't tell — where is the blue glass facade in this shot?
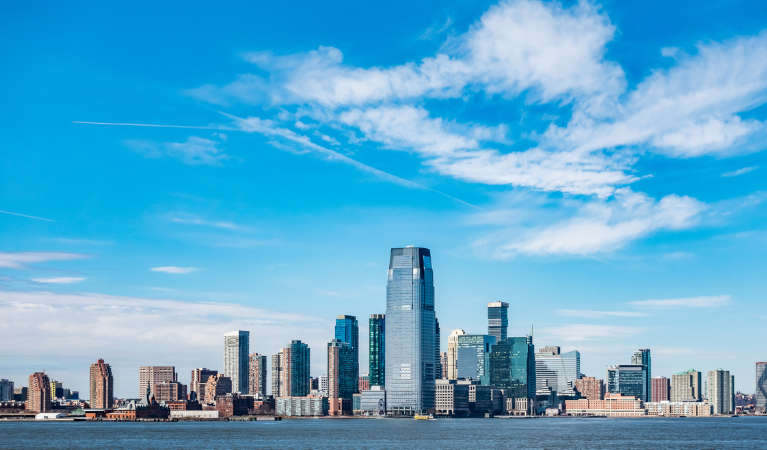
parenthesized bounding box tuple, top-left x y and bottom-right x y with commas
(385, 247, 435, 414)
(327, 339, 355, 400)
(369, 314, 385, 387)
(289, 340, 311, 396)
(489, 336, 536, 398)
(456, 334, 496, 385)
(631, 349, 651, 402)
(335, 315, 359, 392)
(487, 301, 509, 342)
(607, 364, 645, 399)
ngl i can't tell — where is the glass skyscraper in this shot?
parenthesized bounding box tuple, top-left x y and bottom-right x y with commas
(288, 340, 311, 396)
(224, 330, 249, 393)
(757, 362, 767, 414)
(631, 348, 651, 402)
(335, 315, 359, 392)
(535, 347, 580, 395)
(456, 334, 496, 385)
(489, 336, 535, 399)
(487, 301, 509, 342)
(385, 246, 436, 415)
(607, 364, 645, 399)
(327, 339, 355, 400)
(369, 314, 385, 387)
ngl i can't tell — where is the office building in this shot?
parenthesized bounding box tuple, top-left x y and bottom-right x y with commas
(328, 339, 355, 415)
(204, 374, 232, 404)
(707, 369, 734, 415)
(359, 376, 370, 392)
(535, 347, 580, 396)
(280, 340, 311, 397)
(27, 372, 51, 413)
(440, 352, 448, 379)
(359, 386, 387, 416)
(319, 375, 328, 396)
(248, 353, 267, 397)
(565, 393, 645, 417)
(224, 330, 249, 394)
(435, 318, 441, 380)
(191, 368, 217, 402)
(0, 379, 13, 402)
(487, 301, 509, 342)
(606, 365, 645, 400)
(89, 358, 113, 409)
(139, 366, 176, 399)
(50, 380, 62, 399)
(651, 377, 670, 403)
(457, 334, 496, 385)
(757, 362, 767, 414)
(671, 369, 702, 402)
(276, 396, 328, 416)
(335, 315, 359, 393)
(153, 381, 187, 402)
(447, 329, 467, 380)
(435, 379, 470, 417)
(645, 401, 712, 417)
(489, 336, 536, 399)
(385, 246, 436, 415)
(631, 349, 651, 402)
(369, 314, 385, 387)
(271, 354, 282, 397)
(574, 376, 604, 400)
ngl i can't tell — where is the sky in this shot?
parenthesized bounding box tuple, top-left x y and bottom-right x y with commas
(2, 0, 767, 398)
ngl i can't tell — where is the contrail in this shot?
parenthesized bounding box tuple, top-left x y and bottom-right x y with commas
(72, 121, 237, 131)
(0, 209, 55, 222)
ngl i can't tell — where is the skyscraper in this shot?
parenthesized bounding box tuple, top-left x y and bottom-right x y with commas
(271, 353, 283, 397)
(282, 340, 311, 396)
(139, 366, 176, 399)
(224, 330, 249, 394)
(757, 362, 767, 414)
(447, 329, 467, 380)
(535, 347, 580, 395)
(456, 334, 496, 385)
(487, 301, 509, 342)
(574, 376, 604, 400)
(651, 377, 670, 402)
(335, 315, 359, 393)
(27, 372, 51, 412)
(248, 353, 267, 397)
(440, 352, 448, 379)
(631, 348, 651, 402)
(369, 314, 385, 387)
(606, 365, 645, 400)
(489, 336, 536, 399)
(327, 339, 355, 415)
(435, 318, 441, 380)
(89, 358, 113, 409)
(671, 369, 702, 402)
(707, 369, 734, 414)
(0, 379, 13, 402)
(191, 368, 217, 402)
(385, 246, 436, 415)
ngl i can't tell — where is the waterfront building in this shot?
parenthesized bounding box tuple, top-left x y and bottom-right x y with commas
(27, 372, 51, 412)
(327, 339, 355, 415)
(651, 377, 670, 403)
(138, 366, 176, 399)
(369, 314, 385, 387)
(645, 401, 712, 417)
(707, 369, 734, 415)
(204, 374, 232, 404)
(457, 334, 496, 385)
(215, 393, 252, 417)
(435, 318, 441, 380)
(276, 396, 329, 416)
(535, 347, 580, 396)
(224, 330, 249, 394)
(153, 381, 187, 402)
(757, 362, 767, 414)
(606, 365, 645, 400)
(319, 375, 328, 396)
(359, 386, 386, 415)
(631, 348, 651, 402)
(574, 376, 604, 400)
(487, 301, 509, 342)
(489, 336, 536, 399)
(564, 393, 645, 417)
(271, 353, 282, 397)
(50, 380, 62, 399)
(89, 358, 113, 409)
(447, 329, 467, 380)
(190, 368, 217, 402)
(280, 340, 311, 397)
(0, 379, 13, 402)
(385, 246, 436, 415)
(435, 379, 470, 417)
(671, 369, 702, 402)
(440, 352, 448, 379)
(335, 315, 359, 393)
(359, 376, 370, 392)
(248, 353, 267, 397)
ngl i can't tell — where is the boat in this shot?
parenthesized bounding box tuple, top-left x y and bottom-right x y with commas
(414, 414, 434, 420)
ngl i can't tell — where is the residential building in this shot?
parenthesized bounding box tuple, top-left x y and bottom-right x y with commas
(335, 315, 359, 393)
(215, 393, 251, 417)
(0, 379, 13, 402)
(359, 386, 386, 415)
(457, 334, 496, 385)
(447, 329, 467, 380)
(359, 376, 370, 392)
(707, 369, 734, 415)
(89, 358, 113, 409)
(327, 339, 355, 415)
(385, 246, 436, 415)
(489, 336, 536, 399)
(757, 362, 767, 414)
(204, 374, 232, 405)
(369, 314, 385, 387)
(440, 352, 448, 379)
(190, 368, 217, 402)
(276, 396, 328, 416)
(606, 365, 645, 400)
(271, 353, 282, 397)
(138, 366, 176, 400)
(248, 353, 267, 397)
(646, 401, 712, 417)
(574, 376, 604, 400)
(319, 375, 328, 396)
(631, 349, 651, 402)
(671, 370, 702, 402)
(224, 330, 249, 394)
(535, 347, 580, 396)
(27, 372, 51, 413)
(487, 301, 509, 342)
(651, 377, 670, 403)
(565, 393, 645, 417)
(153, 381, 187, 403)
(50, 380, 62, 399)
(435, 379, 470, 417)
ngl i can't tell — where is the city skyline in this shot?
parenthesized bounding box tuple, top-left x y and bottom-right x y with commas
(3, 0, 767, 398)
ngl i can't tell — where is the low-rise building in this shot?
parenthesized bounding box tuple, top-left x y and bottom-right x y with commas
(505, 397, 533, 416)
(359, 387, 386, 416)
(276, 396, 328, 416)
(645, 401, 712, 416)
(170, 410, 219, 420)
(215, 394, 252, 417)
(565, 393, 645, 417)
(435, 379, 469, 417)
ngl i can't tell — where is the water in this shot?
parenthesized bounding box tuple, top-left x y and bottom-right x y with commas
(2, 417, 767, 449)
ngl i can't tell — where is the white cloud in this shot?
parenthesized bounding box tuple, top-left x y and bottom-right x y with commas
(0, 252, 88, 269)
(722, 166, 758, 177)
(169, 214, 242, 230)
(555, 309, 648, 319)
(538, 323, 644, 343)
(31, 277, 85, 284)
(630, 295, 731, 308)
(125, 136, 228, 166)
(150, 266, 198, 274)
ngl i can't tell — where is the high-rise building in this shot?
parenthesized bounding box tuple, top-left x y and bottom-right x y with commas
(671, 369, 702, 402)
(224, 330, 250, 394)
(574, 376, 604, 400)
(335, 315, 359, 393)
(440, 352, 448, 379)
(535, 347, 580, 395)
(27, 372, 51, 412)
(248, 353, 267, 397)
(89, 358, 113, 409)
(385, 246, 436, 415)
(707, 369, 734, 414)
(369, 314, 385, 387)
(651, 377, 670, 403)
(489, 336, 536, 399)
(606, 365, 645, 400)
(757, 362, 767, 414)
(0, 379, 13, 402)
(447, 329, 467, 380)
(50, 380, 62, 399)
(204, 374, 232, 404)
(328, 339, 355, 415)
(457, 334, 496, 385)
(281, 340, 311, 397)
(154, 381, 187, 402)
(320, 375, 328, 396)
(271, 353, 283, 397)
(631, 349, 651, 402)
(138, 366, 176, 399)
(358, 376, 370, 392)
(487, 301, 509, 342)
(191, 368, 217, 402)
(435, 318, 441, 380)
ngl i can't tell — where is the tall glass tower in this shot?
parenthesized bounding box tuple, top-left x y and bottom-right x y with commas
(335, 315, 359, 392)
(756, 362, 767, 414)
(369, 314, 385, 387)
(487, 301, 509, 342)
(385, 246, 435, 415)
(631, 348, 651, 402)
(224, 330, 249, 393)
(489, 336, 535, 399)
(456, 334, 496, 385)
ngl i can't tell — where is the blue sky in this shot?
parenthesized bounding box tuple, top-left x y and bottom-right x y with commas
(2, 0, 766, 397)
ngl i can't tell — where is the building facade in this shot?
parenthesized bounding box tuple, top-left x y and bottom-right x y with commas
(435, 379, 470, 417)
(27, 372, 51, 413)
(671, 369, 702, 402)
(489, 336, 536, 399)
(651, 377, 670, 403)
(138, 366, 176, 399)
(282, 340, 311, 397)
(456, 334, 496, 385)
(327, 339, 355, 415)
(335, 315, 359, 393)
(385, 246, 436, 415)
(276, 396, 328, 416)
(153, 381, 187, 403)
(574, 376, 604, 400)
(89, 358, 113, 409)
(631, 349, 651, 402)
(447, 329, 467, 380)
(707, 369, 734, 415)
(440, 352, 448, 379)
(0, 379, 13, 402)
(435, 318, 441, 380)
(224, 330, 249, 394)
(535, 347, 580, 396)
(369, 314, 385, 387)
(271, 354, 282, 397)
(204, 374, 232, 405)
(606, 365, 645, 400)
(565, 393, 645, 417)
(248, 353, 267, 397)
(487, 301, 509, 342)
(190, 368, 217, 402)
(359, 386, 386, 415)
(757, 362, 767, 414)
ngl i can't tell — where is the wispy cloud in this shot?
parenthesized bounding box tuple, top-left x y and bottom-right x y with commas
(125, 136, 228, 166)
(169, 214, 243, 231)
(150, 266, 198, 274)
(0, 209, 55, 222)
(0, 252, 88, 269)
(31, 277, 85, 284)
(555, 309, 648, 319)
(630, 295, 731, 308)
(538, 324, 645, 343)
(722, 166, 759, 177)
